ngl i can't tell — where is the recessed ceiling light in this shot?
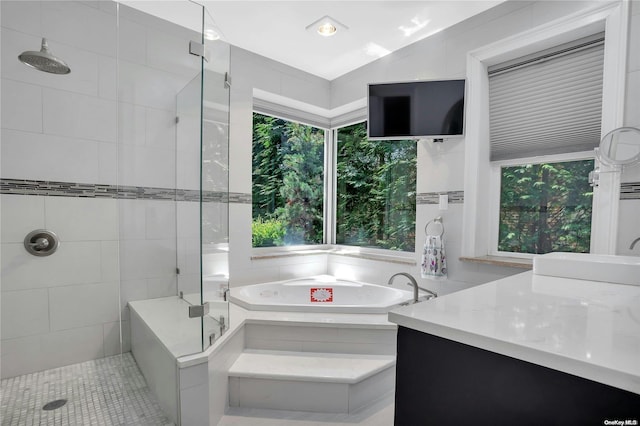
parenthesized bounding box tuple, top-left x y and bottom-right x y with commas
(306, 15, 348, 38)
(317, 21, 337, 37)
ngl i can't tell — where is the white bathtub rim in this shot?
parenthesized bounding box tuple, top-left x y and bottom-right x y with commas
(229, 275, 415, 314)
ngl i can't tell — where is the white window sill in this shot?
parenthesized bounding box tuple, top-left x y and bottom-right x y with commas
(251, 246, 416, 266)
(459, 255, 532, 270)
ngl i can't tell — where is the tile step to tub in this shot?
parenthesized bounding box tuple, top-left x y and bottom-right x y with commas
(228, 350, 395, 384)
(228, 350, 396, 414)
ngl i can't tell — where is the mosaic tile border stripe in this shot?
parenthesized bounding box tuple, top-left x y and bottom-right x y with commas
(621, 181, 640, 200)
(0, 179, 252, 204)
(417, 190, 465, 204)
(6, 179, 635, 203)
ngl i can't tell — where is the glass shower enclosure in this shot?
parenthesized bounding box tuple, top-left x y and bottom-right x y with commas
(176, 7, 231, 352)
(0, 0, 229, 423)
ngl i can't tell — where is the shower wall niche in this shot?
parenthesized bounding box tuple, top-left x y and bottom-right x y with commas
(1, 0, 228, 382)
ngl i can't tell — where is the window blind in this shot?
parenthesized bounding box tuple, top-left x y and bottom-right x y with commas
(488, 35, 604, 161)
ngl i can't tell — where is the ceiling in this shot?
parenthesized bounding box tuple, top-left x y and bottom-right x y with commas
(123, 1, 504, 80)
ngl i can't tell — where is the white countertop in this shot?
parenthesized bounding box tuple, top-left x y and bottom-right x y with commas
(388, 271, 640, 395)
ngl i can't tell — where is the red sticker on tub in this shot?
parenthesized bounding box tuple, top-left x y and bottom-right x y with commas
(310, 288, 333, 302)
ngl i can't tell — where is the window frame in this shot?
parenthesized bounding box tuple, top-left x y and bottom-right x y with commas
(331, 120, 418, 255)
(250, 110, 418, 260)
(488, 151, 596, 259)
(250, 110, 329, 249)
(462, 2, 629, 259)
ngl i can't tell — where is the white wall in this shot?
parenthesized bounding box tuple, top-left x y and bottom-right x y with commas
(617, 0, 640, 256)
(228, 0, 636, 293)
(1, 1, 121, 378)
(0, 1, 205, 377)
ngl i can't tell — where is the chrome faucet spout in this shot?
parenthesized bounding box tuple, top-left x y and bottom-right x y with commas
(388, 272, 437, 303)
(630, 237, 640, 250)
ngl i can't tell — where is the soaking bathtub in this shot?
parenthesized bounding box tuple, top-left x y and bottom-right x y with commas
(228, 275, 414, 313)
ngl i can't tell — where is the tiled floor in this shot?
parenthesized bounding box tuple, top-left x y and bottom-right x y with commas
(1, 353, 172, 426)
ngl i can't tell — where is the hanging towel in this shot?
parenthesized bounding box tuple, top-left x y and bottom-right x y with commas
(421, 235, 447, 280)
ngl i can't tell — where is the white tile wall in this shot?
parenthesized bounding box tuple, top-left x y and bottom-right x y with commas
(0, 0, 42, 35)
(117, 17, 148, 67)
(230, 377, 349, 413)
(130, 309, 179, 425)
(1, 195, 125, 377)
(179, 362, 210, 425)
(41, 325, 106, 374)
(43, 88, 117, 143)
(46, 197, 118, 241)
(1, 289, 50, 339)
(145, 201, 177, 240)
(177, 202, 199, 238)
(103, 320, 131, 356)
(417, 138, 466, 193)
(0, 194, 45, 243)
(1, 129, 101, 183)
(100, 241, 120, 282)
(1, 79, 43, 133)
(146, 107, 176, 149)
(1, 334, 46, 378)
(117, 144, 176, 188)
(98, 142, 118, 184)
(203, 202, 229, 245)
(117, 59, 188, 110)
(1, 324, 105, 379)
(118, 102, 147, 146)
(49, 282, 119, 331)
(118, 199, 147, 240)
(40, 1, 117, 58)
(119, 238, 176, 281)
(180, 382, 209, 426)
(1, 241, 102, 290)
(146, 26, 201, 79)
(98, 55, 117, 100)
(146, 276, 178, 299)
(120, 279, 148, 319)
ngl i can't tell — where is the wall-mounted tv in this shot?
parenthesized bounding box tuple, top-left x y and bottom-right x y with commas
(367, 79, 466, 140)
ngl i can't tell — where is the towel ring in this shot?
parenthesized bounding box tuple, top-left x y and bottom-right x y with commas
(425, 216, 444, 238)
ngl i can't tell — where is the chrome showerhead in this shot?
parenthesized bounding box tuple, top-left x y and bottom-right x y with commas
(18, 38, 70, 75)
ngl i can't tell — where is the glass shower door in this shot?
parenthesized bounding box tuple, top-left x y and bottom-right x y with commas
(200, 9, 231, 351)
(176, 5, 230, 353)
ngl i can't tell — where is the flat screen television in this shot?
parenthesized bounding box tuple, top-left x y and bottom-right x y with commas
(367, 79, 466, 140)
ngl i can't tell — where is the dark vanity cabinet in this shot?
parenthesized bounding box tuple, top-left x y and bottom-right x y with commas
(394, 326, 640, 425)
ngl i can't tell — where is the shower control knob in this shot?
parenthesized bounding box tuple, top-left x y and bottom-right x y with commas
(29, 237, 50, 250)
(24, 230, 59, 256)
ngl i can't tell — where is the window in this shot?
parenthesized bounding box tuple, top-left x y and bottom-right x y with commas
(335, 122, 416, 252)
(495, 158, 594, 255)
(487, 35, 604, 256)
(251, 113, 325, 247)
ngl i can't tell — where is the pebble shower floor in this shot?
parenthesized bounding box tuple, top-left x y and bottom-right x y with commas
(0, 353, 173, 426)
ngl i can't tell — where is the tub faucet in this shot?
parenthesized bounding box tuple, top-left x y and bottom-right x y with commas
(387, 272, 437, 303)
(630, 237, 640, 250)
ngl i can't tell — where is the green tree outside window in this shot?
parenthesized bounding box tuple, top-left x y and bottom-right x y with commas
(252, 113, 324, 247)
(498, 159, 594, 254)
(336, 122, 416, 252)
